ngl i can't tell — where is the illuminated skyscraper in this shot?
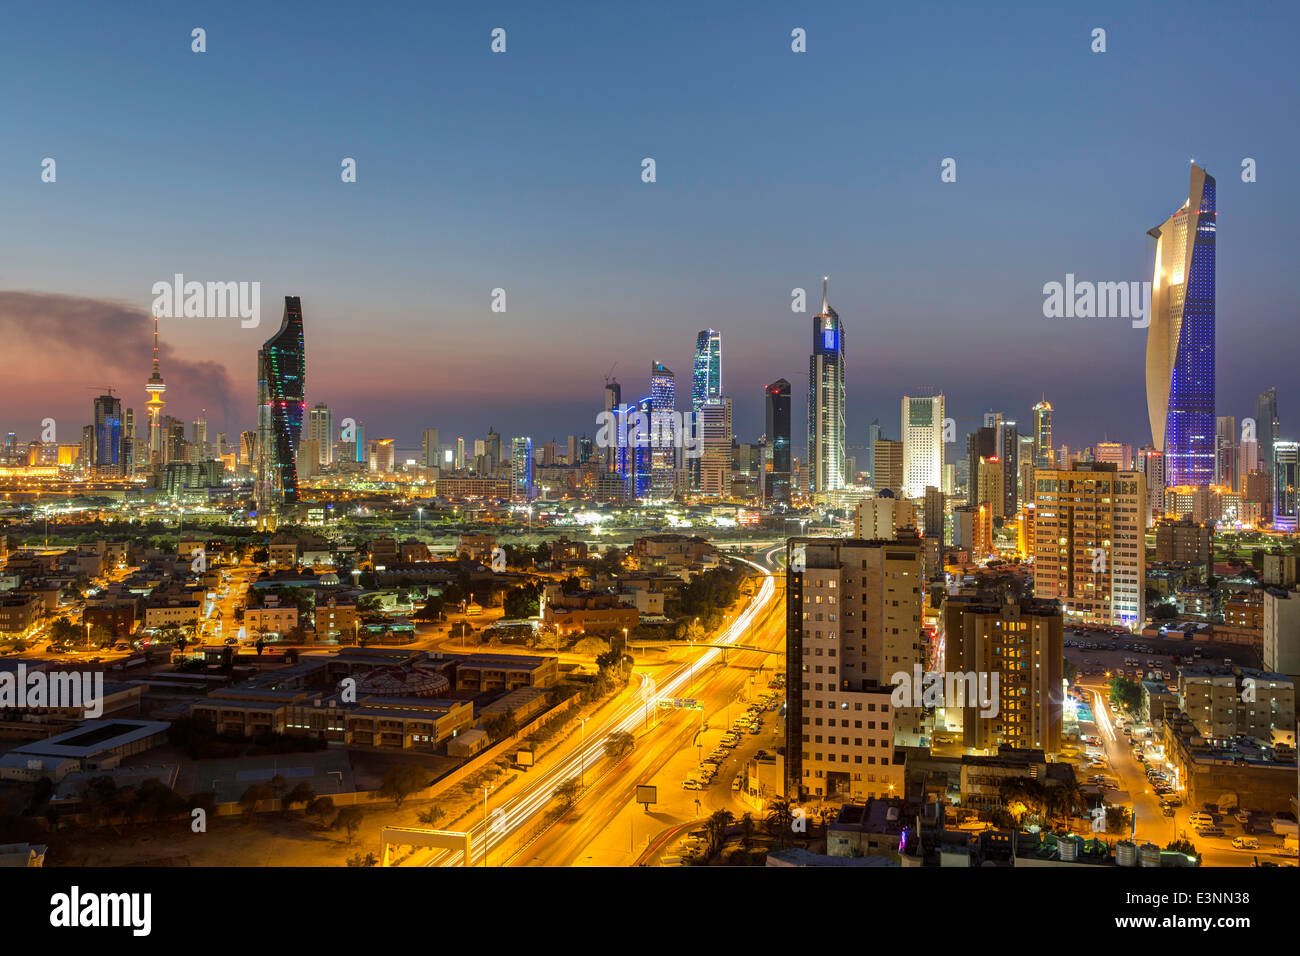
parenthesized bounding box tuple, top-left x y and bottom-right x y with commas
(1256, 387, 1279, 477)
(92, 391, 122, 477)
(511, 436, 533, 500)
(649, 361, 676, 499)
(765, 379, 792, 508)
(144, 311, 166, 473)
(1032, 399, 1054, 469)
(808, 277, 845, 496)
(256, 296, 306, 512)
(1274, 441, 1299, 532)
(691, 330, 722, 491)
(1146, 164, 1216, 487)
(692, 329, 722, 410)
(309, 403, 334, 466)
(901, 394, 944, 498)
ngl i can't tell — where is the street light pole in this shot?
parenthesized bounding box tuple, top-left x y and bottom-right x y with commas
(482, 786, 492, 867)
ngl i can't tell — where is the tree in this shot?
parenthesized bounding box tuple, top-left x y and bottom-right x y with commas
(307, 796, 337, 829)
(739, 812, 756, 852)
(705, 809, 734, 858)
(347, 852, 379, 867)
(604, 730, 635, 759)
(334, 806, 364, 843)
(284, 782, 316, 812)
(238, 782, 275, 820)
(553, 778, 582, 814)
(48, 617, 80, 645)
(764, 799, 796, 849)
(377, 765, 429, 808)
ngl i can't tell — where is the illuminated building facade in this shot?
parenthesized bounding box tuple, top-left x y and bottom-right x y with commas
(901, 394, 944, 499)
(808, 278, 845, 497)
(765, 379, 792, 508)
(145, 312, 166, 473)
(1274, 440, 1299, 532)
(1146, 164, 1216, 487)
(256, 296, 306, 512)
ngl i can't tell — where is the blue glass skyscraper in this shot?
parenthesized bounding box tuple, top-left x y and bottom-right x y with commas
(1146, 165, 1216, 488)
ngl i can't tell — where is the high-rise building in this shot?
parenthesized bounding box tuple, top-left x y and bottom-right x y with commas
(122, 407, 135, 475)
(255, 296, 306, 511)
(308, 403, 334, 466)
(367, 438, 395, 475)
(866, 419, 883, 485)
(923, 486, 945, 542)
(1214, 415, 1237, 490)
(1094, 441, 1133, 470)
(603, 379, 623, 477)
(1273, 441, 1299, 532)
(873, 438, 903, 494)
(421, 428, 440, 469)
(1137, 446, 1166, 523)
(690, 329, 723, 492)
(92, 391, 122, 477)
(765, 379, 792, 508)
(808, 278, 845, 497)
(144, 311, 166, 473)
(966, 426, 997, 506)
(511, 436, 533, 500)
(455, 436, 466, 471)
(1033, 462, 1146, 628)
(976, 456, 1005, 520)
(191, 412, 208, 461)
(1032, 399, 1053, 469)
(900, 394, 945, 499)
(1146, 164, 1216, 488)
(785, 533, 924, 801)
(697, 398, 732, 498)
(691, 329, 722, 409)
(998, 419, 1019, 517)
(1256, 387, 1279, 478)
(649, 362, 676, 499)
(941, 595, 1063, 754)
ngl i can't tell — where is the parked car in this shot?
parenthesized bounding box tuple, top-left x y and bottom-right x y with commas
(1196, 826, 1226, 837)
(1232, 836, 1260, 850)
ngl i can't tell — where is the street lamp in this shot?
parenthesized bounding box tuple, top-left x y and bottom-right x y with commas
(580, 717, 588, 787)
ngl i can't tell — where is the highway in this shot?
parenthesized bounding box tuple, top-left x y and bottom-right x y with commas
(411, 551, 782, 867)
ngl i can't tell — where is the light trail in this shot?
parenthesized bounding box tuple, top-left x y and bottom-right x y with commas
(424, 555, 778, 866)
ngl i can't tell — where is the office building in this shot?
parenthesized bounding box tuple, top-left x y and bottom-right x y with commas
(901, 394, 945, 499)
(697, 397, 732, 498)
(255, 296, 306, 511)
(649, 362, 676, 499)
(1032, 399, 1053, 469)
(308, 403, 334, 466)
(1145, 164, 1216, 487)
(765, 379, 792, 508)
(808, 278, 846, 496)
(511, 437, 533, 500)
(1257, 387, 1279, 478)
(91, 391, 122, 477)
(873, 438, 903, 494)
(1273, 440, 1299, 532)
(421, 428, 440, 469)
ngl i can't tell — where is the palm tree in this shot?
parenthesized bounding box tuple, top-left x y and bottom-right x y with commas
(705, 809, 734, 859)
(765, 799, 796, 849)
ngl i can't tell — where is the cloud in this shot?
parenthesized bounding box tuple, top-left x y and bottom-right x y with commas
(0, 290, 238, 421)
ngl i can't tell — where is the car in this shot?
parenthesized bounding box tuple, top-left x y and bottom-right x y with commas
(1189, 812, 1215, 827)
(731, 775, 743, 792)
(1161, 806, 1176, 817)
(1232, 837, 1260, 850)
(1160, 797, 1183, 809)
(1196, 826, 1226, 837)
(682, 780, 703, 790)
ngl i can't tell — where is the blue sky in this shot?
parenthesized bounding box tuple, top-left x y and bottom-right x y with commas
(2, 0, 1296, 455)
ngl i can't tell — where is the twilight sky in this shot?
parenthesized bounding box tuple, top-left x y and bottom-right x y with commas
(2, 0, 1297, 458)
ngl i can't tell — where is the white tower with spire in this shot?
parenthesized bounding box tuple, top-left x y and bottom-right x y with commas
(145, 312, 166, 474)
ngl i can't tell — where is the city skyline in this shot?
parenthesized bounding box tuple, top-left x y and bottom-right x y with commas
(1, 4, 1296, 450)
